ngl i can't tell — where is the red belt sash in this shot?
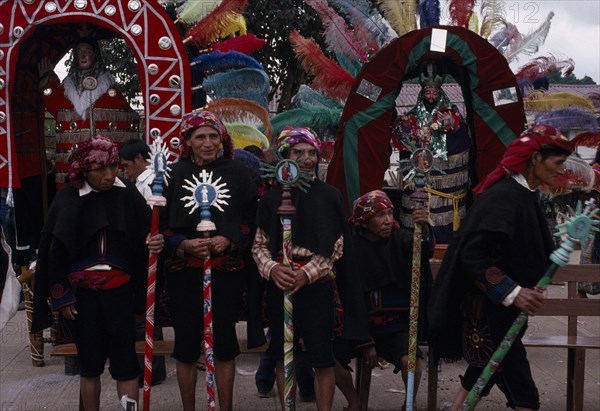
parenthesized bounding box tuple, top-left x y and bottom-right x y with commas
(68, 269, 130, 291)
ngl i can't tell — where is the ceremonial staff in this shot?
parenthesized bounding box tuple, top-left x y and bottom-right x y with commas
(403, 148, 435, 411)
(143, 137, 170, 411)
(181, 170, 230, 411)
(461, 199, 600, 411)
(260, 155, 311, 411)
(276, 159, 299, 411)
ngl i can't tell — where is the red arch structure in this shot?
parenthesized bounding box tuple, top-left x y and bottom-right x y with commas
(327, 26, 525, 209)
(0, 0, 191, 188)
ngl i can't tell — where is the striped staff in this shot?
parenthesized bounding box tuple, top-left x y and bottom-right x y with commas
(181, 169, 230, 411)
(403, 148, 434, 411)
(143, 137, 170, 411)
(461, 199, 600, 411)
(274, 159, 300, 411)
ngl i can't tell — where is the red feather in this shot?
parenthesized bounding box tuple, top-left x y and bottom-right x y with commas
(289, 30, 355, 101)
(571, 131, 600, 149)
(449, 0, 475, 27)
(183, 0, 248, 47)
(515, 55, 575, 82)
(208, 34, 267, 54)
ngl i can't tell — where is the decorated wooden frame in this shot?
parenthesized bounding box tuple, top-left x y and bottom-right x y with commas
(0, 0, 191, 188)
(326, 26, 526, 210)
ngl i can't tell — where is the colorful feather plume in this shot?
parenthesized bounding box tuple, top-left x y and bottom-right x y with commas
(270, 104, 343, 138)
(572, 131, 600, 150)
(191, 50, 264, 75)
(205, 97, 273, 139)
(504, 11, 554, 63)
(176, 0, 218, 25)
(587, 92, 600, 110)
(488, 22, 521, 51)
(479, 0, 506, 39)
(292, 85, 344, 110)
(305, 0, 369, 63)
(183, 0, 248, 47)
(226, 123, 270, 150)
(206, 34, 267, 54)
(534, 108, 598, 133)
(449, 0, 475, 28)
(467, 10, 479, 33)
(516, 54, 575, 82)
(329, 0, 396, 50)
(545, 155, 598, 194)
(377, 0, 417, 36)
(418, 0, 440, 28)
(524, 90, 595, 113)
(203, 68, 270, 108)
(289, 30, 355, 102)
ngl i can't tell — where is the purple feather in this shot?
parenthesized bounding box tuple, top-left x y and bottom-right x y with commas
(418, 0, 440, 28)
(535, 108, 598, 133)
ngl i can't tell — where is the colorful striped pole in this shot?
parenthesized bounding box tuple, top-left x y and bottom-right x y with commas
(143, 139, 169, 411)
(461, 199, 599, 410)
(280, 215, 295, 411)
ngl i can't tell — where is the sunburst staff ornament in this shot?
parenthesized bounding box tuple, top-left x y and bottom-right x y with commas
(260, 154, 313, 193)
(143, 136, 171, 411)
(462, 199, 600, 411)
(179, 169, 230, 411)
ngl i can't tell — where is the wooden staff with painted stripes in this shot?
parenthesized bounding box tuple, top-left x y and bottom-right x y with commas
(143, 138, 169, 411)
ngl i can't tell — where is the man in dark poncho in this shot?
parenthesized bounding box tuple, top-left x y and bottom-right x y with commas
(334, 190, 433, 411)
(253, 127, 359, 411)
(32, 135, 164, 410)
(428, 125, 574, 411)
(161, 111, 258, 411)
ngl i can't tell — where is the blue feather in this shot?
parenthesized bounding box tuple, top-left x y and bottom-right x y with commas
(418, 0, 440, 28)
(329, 0, 396, 48)
(269, 104, 342, 137)
(203, 68, 270, 108)
(292, 85, 344, 110)
(535, 108, 598, 133)
(191, 50, 264, 75)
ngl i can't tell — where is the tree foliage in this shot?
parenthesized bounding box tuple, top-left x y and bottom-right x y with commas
(547, 71, 597, 85)
(245, 0, 327, 112)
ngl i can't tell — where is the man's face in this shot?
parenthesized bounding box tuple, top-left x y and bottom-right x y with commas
(84, 164, 118, 191)
(423, 87, 440, 104)
(288, 142, 318, 175)
(75, 43, 95, 70)
(530, 152, 568, 189)
(187, 126, 221, 165)
(362, 208, 394, 241)
(120, 154, 146, 182)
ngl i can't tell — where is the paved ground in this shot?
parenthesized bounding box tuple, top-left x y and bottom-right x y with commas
(1, 284, 598, 410)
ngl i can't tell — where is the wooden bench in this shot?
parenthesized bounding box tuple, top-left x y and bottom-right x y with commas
(521, 264, 600, 411)
(354, 263, 600, 411)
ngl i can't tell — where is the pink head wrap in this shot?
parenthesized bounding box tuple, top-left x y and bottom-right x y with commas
(276, 126, 321, 158)
(179, 110, 234, 159)
(67, 135, 119, 189)
(473, 124, 574, 194)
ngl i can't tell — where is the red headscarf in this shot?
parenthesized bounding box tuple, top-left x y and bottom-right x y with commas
(349, 190, 394, 226)
(67, 135, 120, 189)
(473, 124, 574, 194)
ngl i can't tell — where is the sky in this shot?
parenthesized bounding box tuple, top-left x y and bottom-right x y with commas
(442, 0, 600, 82)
